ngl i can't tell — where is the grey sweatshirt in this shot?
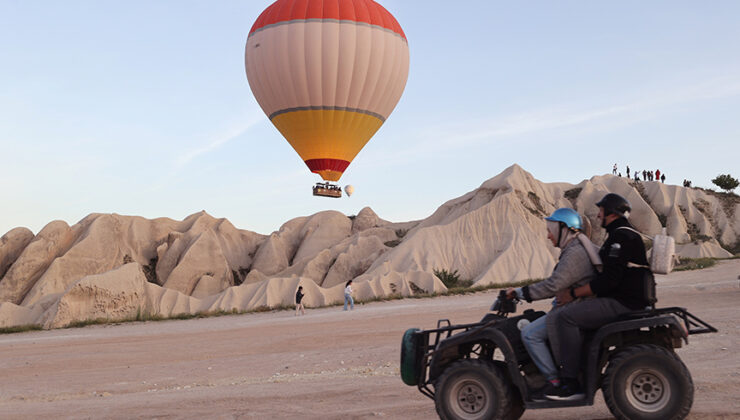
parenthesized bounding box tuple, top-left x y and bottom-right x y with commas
(521, 237, 597, 302)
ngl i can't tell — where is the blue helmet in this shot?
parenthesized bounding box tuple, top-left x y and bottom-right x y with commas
(544, 208, 582, 231)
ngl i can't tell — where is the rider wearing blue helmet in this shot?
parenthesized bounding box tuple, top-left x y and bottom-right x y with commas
(506, 207, 600, 401)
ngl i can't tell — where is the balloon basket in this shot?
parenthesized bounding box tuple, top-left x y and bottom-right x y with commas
(312, 182, 342, 198)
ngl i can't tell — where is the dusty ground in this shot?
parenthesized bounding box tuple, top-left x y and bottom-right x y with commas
(1, 260, 738, 420)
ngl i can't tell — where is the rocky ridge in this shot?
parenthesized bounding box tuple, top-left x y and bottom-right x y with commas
(0, 165, 737, 329)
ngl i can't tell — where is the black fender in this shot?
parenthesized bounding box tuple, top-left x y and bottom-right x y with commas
(429, 325, 530, 398)
(583, 314, 687, 402)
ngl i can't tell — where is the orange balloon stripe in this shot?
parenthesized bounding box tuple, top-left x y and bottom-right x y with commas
(249, 0, 406, 40)
(270, 108, 383, 172)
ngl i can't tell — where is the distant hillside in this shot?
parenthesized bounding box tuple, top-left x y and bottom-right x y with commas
(1, 165, 737, 329)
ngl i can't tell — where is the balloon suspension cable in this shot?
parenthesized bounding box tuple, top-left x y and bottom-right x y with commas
(312, 182, 342, 198)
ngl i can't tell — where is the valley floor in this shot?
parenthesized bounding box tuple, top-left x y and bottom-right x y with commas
(1, 260, 738, 419)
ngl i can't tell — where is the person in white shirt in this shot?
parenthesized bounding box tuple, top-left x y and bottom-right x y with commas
(343, 280, 354, 311)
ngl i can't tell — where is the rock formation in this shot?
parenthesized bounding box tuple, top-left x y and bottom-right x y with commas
(0, 165, 737, 329)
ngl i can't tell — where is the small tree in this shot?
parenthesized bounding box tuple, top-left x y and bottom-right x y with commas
(711, 174, 740, 193)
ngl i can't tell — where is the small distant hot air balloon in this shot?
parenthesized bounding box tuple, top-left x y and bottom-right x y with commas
(344, 185, 354, 197)
(245, 0, 409, 197)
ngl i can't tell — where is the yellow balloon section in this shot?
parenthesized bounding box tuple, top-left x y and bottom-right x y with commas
(245, 0, 409, 181)
(271, 109, 384, 181)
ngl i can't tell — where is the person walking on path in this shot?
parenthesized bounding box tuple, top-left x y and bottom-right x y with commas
(295, 286, 306, 316)
(661, 173, 666, 183)
(343, 280, 354, 311)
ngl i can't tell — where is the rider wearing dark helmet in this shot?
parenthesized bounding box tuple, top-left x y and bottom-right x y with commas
(544, 193, 652, 401)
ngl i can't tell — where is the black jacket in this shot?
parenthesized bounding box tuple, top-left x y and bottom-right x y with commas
(295, 290, 304, 304)
(589, 217, 651, 310)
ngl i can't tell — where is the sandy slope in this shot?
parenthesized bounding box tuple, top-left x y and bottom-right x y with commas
(0, 260, 738, 420)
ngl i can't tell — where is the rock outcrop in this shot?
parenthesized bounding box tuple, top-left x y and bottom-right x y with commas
(0, 164, 737, 329)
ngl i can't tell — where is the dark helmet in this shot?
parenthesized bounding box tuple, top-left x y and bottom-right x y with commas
(596, 193, 631, 216)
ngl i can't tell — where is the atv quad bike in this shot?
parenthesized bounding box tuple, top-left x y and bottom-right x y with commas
(400, 290, 716, 420)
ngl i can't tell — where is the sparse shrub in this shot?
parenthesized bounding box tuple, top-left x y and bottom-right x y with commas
(433, 268, 473, 289)
(711, 174, 739, 193)
(0, 324, 43, 334)
(674, 258, 717, 271)
(122, 254, 134, 264)
(384, 239, 401, 247)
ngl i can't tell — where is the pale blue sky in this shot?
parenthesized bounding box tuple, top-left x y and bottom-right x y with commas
(2, 1, 739, 236)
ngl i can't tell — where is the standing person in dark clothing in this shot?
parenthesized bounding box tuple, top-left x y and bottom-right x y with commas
(295, 285, 306, 316)
(626, 166, 630, 178)
(661, 173, 666, 183)
(544, 193, 652, 401)
(642, 170, 647, 180)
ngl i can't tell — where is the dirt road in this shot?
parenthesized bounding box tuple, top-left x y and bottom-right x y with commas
(1, 260, 738, 419)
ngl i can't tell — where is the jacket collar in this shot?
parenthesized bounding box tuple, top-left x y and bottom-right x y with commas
(605, 216, 630, 233)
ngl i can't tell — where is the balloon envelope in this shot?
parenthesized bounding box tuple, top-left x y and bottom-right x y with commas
(344, 185, 354, 196)
(245, 0, 409, 181)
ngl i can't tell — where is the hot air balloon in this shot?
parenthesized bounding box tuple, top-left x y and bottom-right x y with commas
(344, 185, 354, 197)
(245, 0, 409, 197)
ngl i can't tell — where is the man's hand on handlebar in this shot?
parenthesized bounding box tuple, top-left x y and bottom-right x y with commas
(505, 287, 517, 300)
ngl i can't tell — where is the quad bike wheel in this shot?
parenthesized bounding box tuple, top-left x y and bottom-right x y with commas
(435, 359, 521, 420)
(400, 328, 421, 385)
(602, 344, 693, 420)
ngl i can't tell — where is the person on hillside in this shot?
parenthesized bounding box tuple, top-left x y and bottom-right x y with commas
(505, 208, 600, 401)
(343, 280, 354, 311)
(626, 166, 630, 178)
(661, 173, 666, 183)
(642, 170, 647, 180)
(655, 169, 661, 181)
(634, 171, 640, 183)
(612, 164, 617, 175)
(544, 193, 652, 401)
(295, 286, 306, 316)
